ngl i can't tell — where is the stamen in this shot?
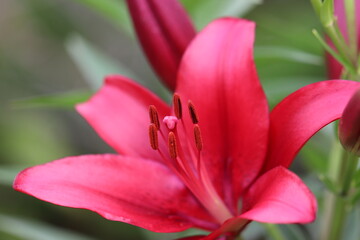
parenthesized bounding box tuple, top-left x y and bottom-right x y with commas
(168, 132, 178, 159)
(173, 94, 183, 119)
(148, 124, 159, 150)
(193, 124, 203, 151)
(188, 101, 199, 124)
(149, 105, 160, 129)
(163, 116, 178, 130)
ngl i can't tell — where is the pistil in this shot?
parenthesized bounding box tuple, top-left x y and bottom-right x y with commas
(147, 95, 234, 224)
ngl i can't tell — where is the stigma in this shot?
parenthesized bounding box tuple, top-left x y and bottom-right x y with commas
(163, 116, 178, 130)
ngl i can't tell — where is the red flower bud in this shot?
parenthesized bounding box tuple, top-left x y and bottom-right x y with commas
(326, 0, 360, 79)
(125, 0, 196, 91)
(339, 88, 360, 154)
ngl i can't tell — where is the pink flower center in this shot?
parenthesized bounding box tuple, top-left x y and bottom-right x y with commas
(148, 94, 234, 224)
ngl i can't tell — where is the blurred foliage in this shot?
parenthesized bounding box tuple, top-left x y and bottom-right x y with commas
(1, 0, 357, 239)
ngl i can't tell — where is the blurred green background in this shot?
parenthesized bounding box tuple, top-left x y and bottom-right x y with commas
(1, 0, 352, 239)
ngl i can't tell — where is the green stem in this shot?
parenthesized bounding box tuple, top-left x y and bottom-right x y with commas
(312, 29, 356, 74)
(322, 195, 347, 240)
(319, 137, 360, 240)
(320, 140, 348, 240)
(341, 151, 359, 195)
(310, 0, 322, 16)
(344, 0, 358, 63)
(325, 23, 353, 63)
(264, 224, 286, 240)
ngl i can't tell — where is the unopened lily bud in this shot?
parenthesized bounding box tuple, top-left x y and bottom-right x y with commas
(326, 0, 360, 79)
(125, 0, 196, 91)
(339, 89, 360, 154)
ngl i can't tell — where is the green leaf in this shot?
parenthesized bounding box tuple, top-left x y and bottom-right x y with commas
(66, 34, 140, 91)
(11, 91, 91, 109)
(261, 77, 319, 107)
(66, 34, 170, 99)
(278, 224, 308, 240)
(73, 0, 132, 33)
(0, 166, 25, 187)
(243, 221, 266, 239)
(255, 46, 323, 65)
(0, 214, 95, 240)
(181, 0, 263, 29)
(263, 224, 286, 240)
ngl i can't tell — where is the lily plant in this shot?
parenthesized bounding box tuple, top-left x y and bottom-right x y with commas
(325, 0, 360, 79)
(13, 17, 360, 240)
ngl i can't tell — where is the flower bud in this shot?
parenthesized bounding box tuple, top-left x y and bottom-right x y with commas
(339, 88, 360, 154)
(326, 0, 360, 79)
(125, 0, 196, 91)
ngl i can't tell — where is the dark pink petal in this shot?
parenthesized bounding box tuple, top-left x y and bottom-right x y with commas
(14, 154, 214, 232)
(339, 88, 360, 153)
(326, 51, 343, 79)
(126, 0, 196, 90)
(264, 80, 360, 171)
(76, 75, 170, 161)
(176, 18, 269, 208)
(240, 167, 317, 223)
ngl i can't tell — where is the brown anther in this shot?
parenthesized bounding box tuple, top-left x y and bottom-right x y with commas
(149, 124, 159, 150)
(168, 132, 178, 159)
(173, 94, 182, 119)
(149, 105, 160, 129)
(193, 124, 203, 151)
(188, 101, 199, 124)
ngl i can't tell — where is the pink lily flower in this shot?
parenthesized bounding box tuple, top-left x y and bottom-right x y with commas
(14, 18, 360, 239)
(125, 0, 196, 91)
(326, 0, 360, 79)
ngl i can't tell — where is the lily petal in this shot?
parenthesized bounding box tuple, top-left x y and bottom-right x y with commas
(126, 0, 196, 90)
(14, 154, 214, 232)
(264, 80, 360, 171)
(76, 75, 170, 161)
(240, 166, 317, 223)
(176, 18, 269, 207)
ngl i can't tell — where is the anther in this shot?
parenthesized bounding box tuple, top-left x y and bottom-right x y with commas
(188, 101, 199, 124)
(149, 124, 159, 150)
(149, 105, 160, 129)
(168, 132, 178, 159)
(193, 124, 203, 151)
(173, 94, 183, 119)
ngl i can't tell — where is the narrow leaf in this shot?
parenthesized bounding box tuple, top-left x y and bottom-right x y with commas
(255, 46, 323, 65)
(73, 0, 132, 33)
(0, 214, 95, 240)
(12, 91, 91, 109)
